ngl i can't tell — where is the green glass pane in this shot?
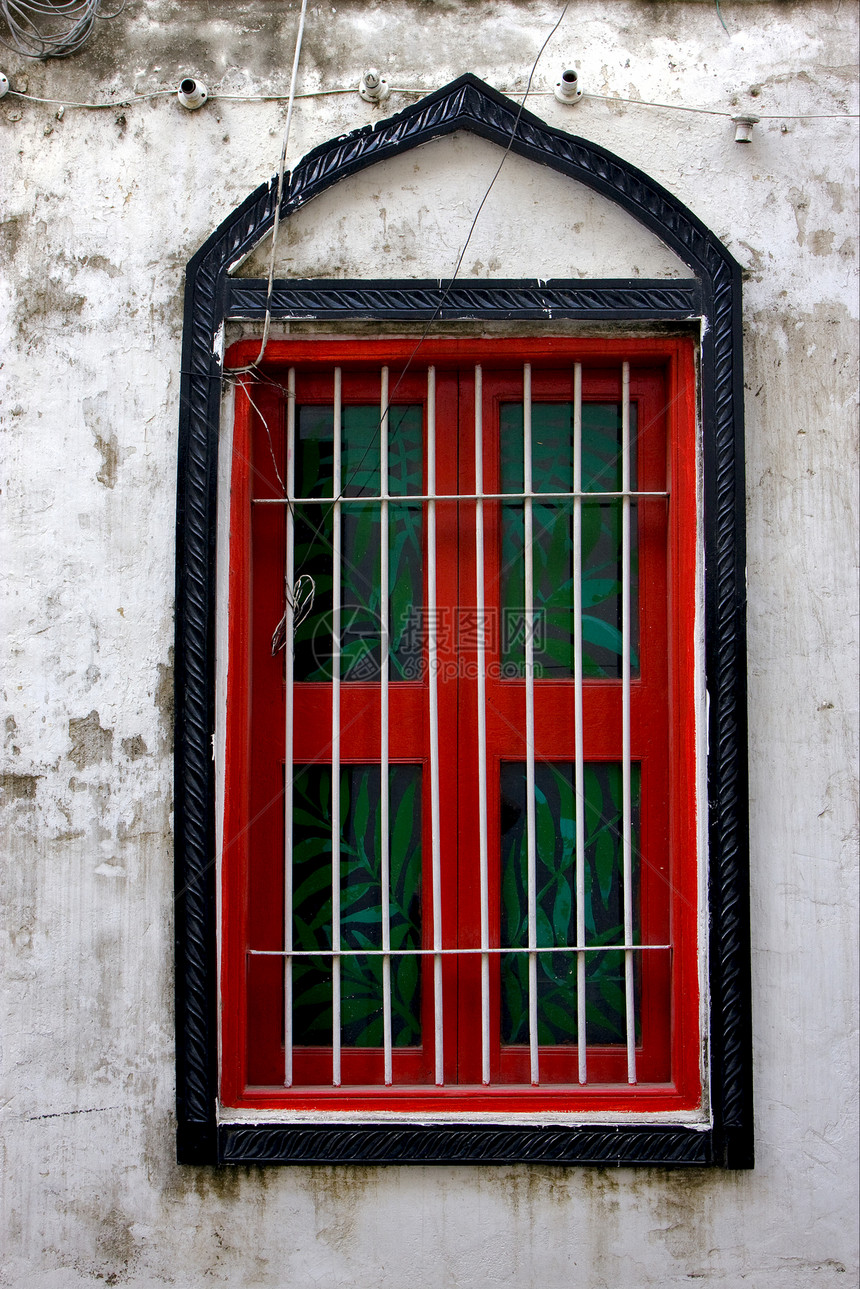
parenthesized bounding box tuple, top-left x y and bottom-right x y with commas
(293, 405, 423, 682)
(499, 403, 639, 680)
(499, 761, 641, 1046)
(499, 401, 638, 495)
(296, 405, 335, 499)
(294, 406, 335, 682)
(580, 401, 638, 494)
(291, 763, 422, 1048)
(387, 405, 424, 497)
(341, 502, 382, 682)
(388, 501, 423, 680)
(387, 405, 424, 680)
(342, 405, 380, 498)
(584, 949, 635, 1048)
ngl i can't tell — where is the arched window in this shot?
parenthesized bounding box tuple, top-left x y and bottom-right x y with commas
(175, 76, 752, 1167)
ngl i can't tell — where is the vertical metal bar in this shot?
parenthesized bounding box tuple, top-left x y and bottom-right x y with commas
(572, 363, 587, 1086)
(331, 366, 342, 1087)
(621, 361, 637, 1084)
(426, 366, 444, 1085)
(380, 367, 393, 1086)
(474, 365, 491, 1085)
(523, 363, 539, 1086)
(284, 367, 296, 1087)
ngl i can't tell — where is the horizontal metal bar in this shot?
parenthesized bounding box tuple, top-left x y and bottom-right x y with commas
(253, 490, 668, 505)
(249, 944, 670, 957)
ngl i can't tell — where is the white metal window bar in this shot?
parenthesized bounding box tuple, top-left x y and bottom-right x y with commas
(621, 361, 637, 1084)
(379, 367, 393, 1086)
(474, 365, 491, 1086)
(522, 363, 540, 1086)
(331, 365, 343, 1087)
(256, 491, 665, 506)
(572, 361, 587, 1086)
(256, 946, 668, 957)
(283, 366, 296, 1087)
(426, 366, 444, 1085)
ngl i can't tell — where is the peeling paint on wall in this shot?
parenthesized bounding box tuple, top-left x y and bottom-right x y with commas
(68, 710, 114, 770)
(0, 772, 41, 803)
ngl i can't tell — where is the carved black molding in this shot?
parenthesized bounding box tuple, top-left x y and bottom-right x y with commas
(176, 73, 752, 1169)
(227, 278, 703, 321)
(219, 1124, 711, 1167)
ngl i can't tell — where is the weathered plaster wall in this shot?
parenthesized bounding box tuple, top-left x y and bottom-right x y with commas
(0, 2, 857, 1285)
(239, 131, 691, 279)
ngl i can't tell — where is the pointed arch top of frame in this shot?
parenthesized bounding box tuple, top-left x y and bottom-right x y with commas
(191, 73, 737, 287)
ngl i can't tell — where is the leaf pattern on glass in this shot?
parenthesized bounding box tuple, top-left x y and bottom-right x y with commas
(499, 403, 639, 679)
(293, 406, 335, 683)
(384, 403, 424, 679)
(499, 761, 641, 1046)
(292, 404, 423, 682)
(291, 763, 422, 1048)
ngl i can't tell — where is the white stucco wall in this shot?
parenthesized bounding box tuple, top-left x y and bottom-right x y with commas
(0, 2, 857, 1285)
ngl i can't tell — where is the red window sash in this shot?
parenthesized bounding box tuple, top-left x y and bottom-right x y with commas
(221, 337, 701, 1114)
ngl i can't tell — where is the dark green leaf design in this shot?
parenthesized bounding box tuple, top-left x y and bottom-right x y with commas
(293, 403, 423, 682)
(499, 761, 641, 1046)
(499, 403, 640, 679)
(291, 763, 422, 1048)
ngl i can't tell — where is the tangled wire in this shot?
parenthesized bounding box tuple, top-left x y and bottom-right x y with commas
(0, 0, 125, 59)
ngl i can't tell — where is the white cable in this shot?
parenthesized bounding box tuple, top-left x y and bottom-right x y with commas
(237, 0, 572, 589)
(5, 86, 396, 108)
(5, 82, 855, 122)
(0, 0, 124, 59)
(578, 91, 857, 120)
(249, 0, 308, 372)
(6, 88, 173, 107)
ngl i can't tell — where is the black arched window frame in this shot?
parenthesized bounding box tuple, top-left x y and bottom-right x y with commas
(175, 75, 752, 1168)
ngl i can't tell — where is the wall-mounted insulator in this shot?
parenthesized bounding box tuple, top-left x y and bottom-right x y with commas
(360, 68, 390, 103)
(178, 77, 208, 111)
(732, 113, 759, 143)
(0, 72, 9, 99)
(554, 68, 582, 104)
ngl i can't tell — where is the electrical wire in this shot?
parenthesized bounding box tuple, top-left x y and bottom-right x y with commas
(249, 0, 309, 372)
(4, 83, 856, 121)
(6, 87, 173, 107)
(715, 0, 730, 36)
(579, 91, 858, 120)
(226, 0, 858, 586)
(270, 0, 573, 582)
(206, 0, 310, 381)
(0, 0, 124, 60)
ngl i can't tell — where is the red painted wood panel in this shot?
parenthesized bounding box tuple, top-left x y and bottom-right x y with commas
(221, 337, 702, 1113)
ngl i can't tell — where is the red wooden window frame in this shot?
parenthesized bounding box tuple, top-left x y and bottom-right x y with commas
(221, 336, 701, 1115)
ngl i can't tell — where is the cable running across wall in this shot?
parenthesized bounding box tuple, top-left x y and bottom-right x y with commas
(6, 84, 856, 120)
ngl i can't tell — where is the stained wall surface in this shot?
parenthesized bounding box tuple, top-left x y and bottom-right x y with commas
(0, 3, 857, 1286)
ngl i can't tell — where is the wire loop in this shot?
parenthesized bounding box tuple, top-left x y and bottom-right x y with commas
(0, 0, 125, 59)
